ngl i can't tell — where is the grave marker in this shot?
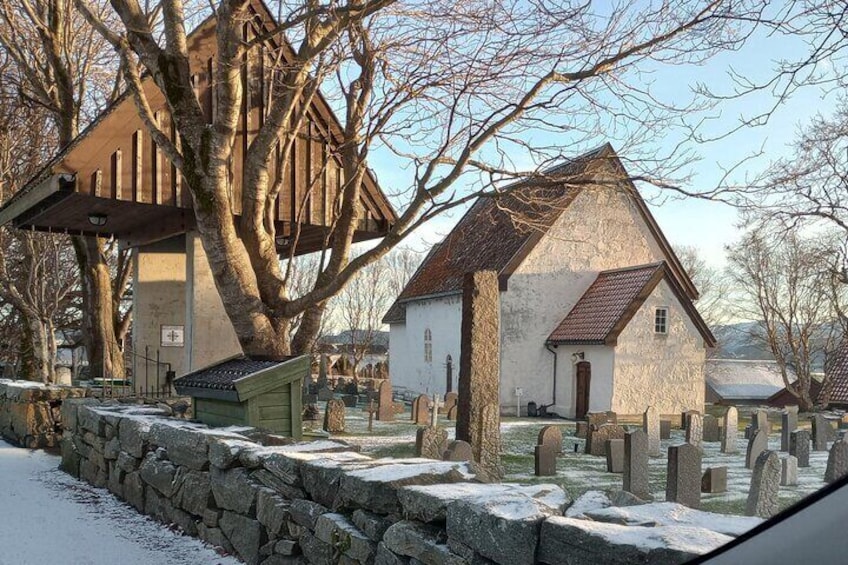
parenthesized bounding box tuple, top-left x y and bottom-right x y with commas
(377, 380, 394, 422)
(721, 407, 738, 454)
(443, 391, 458, 417)
(643, 406, 660, 457)
(443, 440, 473, 462)
(322, 399, 345, 433)
(746, 450, 780, 518)
(586, 424, 626, 456)
(660, 420, 672, 440)
(605, 439, 624, 474)
(702, 415, 720, 443)
(781, 407, 798, 452)
(701, 467, 727, 494)
(666, 443, 702, 509)
(746, 429, 768, 469)
(538, 426, 563, 456)
(812, 414, 829, 451)
(535, 444, 556, 476)
(623, 430, 649, 499)
(686, 412, 703, 449)
(789, 429, 811, 467)
(781, 456, 798, 487)
(824, 438, 848, 483)
(416, 426, 448, 460)
(413, 394, 431, 425)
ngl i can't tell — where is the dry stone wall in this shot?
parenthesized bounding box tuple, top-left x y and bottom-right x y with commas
(0, 379, 93, 448)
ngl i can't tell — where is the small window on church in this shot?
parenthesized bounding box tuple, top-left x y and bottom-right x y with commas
(424, 328, 433, 363)
(655, 307, 669, 334)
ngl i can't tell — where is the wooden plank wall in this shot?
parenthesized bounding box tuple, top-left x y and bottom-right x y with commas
(60, 5, 388, 235)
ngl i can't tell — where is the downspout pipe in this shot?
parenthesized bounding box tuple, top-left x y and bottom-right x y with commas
(545, 343, 558, 407)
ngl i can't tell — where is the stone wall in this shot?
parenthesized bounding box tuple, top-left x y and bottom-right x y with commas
(62, 399, 586, 565)
(0, 379, 93, 448)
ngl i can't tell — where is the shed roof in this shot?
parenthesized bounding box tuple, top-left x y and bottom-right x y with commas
(827, 343, 848, 404)
(546, 262, 715, 347)
(174, 354, 306, 402)
(382, 144, 699, 325)
(705, 359, 790, 401)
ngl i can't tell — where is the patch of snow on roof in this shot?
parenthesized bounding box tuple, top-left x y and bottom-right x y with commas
(706, 359, 789, 400)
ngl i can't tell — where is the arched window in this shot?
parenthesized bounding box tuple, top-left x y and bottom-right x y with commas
(424, 328, 433, 363)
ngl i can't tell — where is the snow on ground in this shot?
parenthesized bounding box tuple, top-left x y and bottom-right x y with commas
(0, 440, 239, 565)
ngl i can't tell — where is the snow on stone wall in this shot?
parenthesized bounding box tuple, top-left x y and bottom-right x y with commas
(0, 379, 93, 448)
(612, 280, 706, 415)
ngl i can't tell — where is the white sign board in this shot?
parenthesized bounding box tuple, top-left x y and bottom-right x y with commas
(160, 325, 185, 347)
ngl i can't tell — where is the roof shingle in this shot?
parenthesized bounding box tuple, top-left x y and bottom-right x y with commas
(547, 263, 664, 344)
(827, 344, 848, 404)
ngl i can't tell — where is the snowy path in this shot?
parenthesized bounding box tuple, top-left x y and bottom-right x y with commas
(0, 440, 240, 565)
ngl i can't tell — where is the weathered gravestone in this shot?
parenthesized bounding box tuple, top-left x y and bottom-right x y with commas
(443, 440, 473, 462)
(322, 399, 345, 433)
(443, 391, 458, 417)
(456, 271, 503, 481)
(643, 406, 660, 457)
(605, 439, 624, 474)
(789, 429, 811, 467)
(781, 407, 798, 452)
(746, 429, 768, 469)
(752, 410, 769, 435)
(376, 380, 394, 422)
(575, 421, 589, 439)
(721, 406, 738, 454)
(666, 443, 701, 509)
(535, 443, 556, 477)
(623, 429, 649, 499)
(660, 420, 672, 440)
(415, 426, 449, 460)
(812, 414, 829, 451)
(538, 425, 563, 456)
(414, 394, 432, 425)
(781, 455, 798, 487)
(681, 409, 699, 430)
(686, 412, 703, 449)
(746, 450, 780, 518)
(588, 412, 616, 427)
(702, 415, 720, 443)
(341, 394, 358, 408)
(701, 467, 727, 493)
(446, 405, 458, 421)
(586, 424, 626, 456)
(824, 438, 848, 484)
(317, 354, 328, 388)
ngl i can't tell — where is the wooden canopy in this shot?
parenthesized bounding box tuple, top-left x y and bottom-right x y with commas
(0, 1, 396, 254)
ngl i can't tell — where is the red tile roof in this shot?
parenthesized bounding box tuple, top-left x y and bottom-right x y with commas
(827, 343, 848, 404)
(382, 143, 701, 326)
(547, 263, 664, 344)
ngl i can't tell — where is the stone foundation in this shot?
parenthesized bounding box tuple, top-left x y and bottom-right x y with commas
(0, 379, 93, 448)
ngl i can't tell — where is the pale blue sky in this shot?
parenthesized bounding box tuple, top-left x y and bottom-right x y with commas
(364, 15, 840, 269)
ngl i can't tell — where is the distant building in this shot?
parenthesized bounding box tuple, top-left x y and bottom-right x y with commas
(384, 144, 715, 417)
(705, 359, 792, 405)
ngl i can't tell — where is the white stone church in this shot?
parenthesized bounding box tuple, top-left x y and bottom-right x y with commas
(383, 144, 715, 418)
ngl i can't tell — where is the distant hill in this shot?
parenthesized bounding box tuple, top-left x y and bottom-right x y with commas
(322, 330, 389, 349)
(711, 321, 832, 372)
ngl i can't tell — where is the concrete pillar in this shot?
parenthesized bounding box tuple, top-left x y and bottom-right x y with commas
(185, 231, 242, 371)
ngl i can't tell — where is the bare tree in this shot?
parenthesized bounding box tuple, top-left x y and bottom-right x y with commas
(726, 225, 847, 411)
(0, 0, 132, 381)
(69, 0, 760, 357)
(675, 245, 731, 329)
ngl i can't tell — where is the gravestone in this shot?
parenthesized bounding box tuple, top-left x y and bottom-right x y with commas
(721, 407, 738, 454)
(443, 391, 458, 417)
(702, 415, 720, 443)
(303, 393, 318, 405)
(341, 394, 358, 408)
(781, 456, 798, 487)
(666, 443, 702, 509)
(538, 426, 563, 456)
(535, 444, 556, 477)
(415, 427, 448, 460)
(576, 422, 589, 439)
(317, 386, 334, 402)
(660, 420, 672, 440)
(588, 412, 612, 427)
(812, 414, 829, 451)
(605, 439, 624, 474)
(447, 405, 458, 420)
(586, 424, 626, 456)
(623, 430, 650, 499)
(746, 429, 768, 469)
(377, 380, 394, 422)
(824, 439, 848, 483)
(322, 399, 346, 433)
(752, 410, 769, 435)
(789, 429, 811, 467)
(681, 409, 699, 430)
(411, 394, 431, 425)
(643, 406, 660, 457)
(701, 467, 727, 494)
(317, 354, 328, 388)
(781, 407, 798, 452)
(443, 440, 473, 462)
(746, 450, 780, 518)
(686, 412, 703, 449)
(457, 271, 503, 481)
(744, 425, 753, 440)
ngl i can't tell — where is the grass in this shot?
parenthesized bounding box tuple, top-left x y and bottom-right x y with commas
(324, 404, 834, 517)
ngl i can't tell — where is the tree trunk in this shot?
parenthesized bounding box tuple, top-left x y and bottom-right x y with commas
(73, 236, 126, 380)
(23, 314, 53, 384)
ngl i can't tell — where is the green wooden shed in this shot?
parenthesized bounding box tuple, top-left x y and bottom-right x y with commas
(174, 355, 307, 440)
